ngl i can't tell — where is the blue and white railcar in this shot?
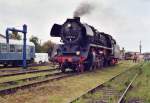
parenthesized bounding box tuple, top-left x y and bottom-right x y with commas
(0, 38, 35, 67)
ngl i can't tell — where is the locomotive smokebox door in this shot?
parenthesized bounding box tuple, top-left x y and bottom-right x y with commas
(50, 24, 62, 37)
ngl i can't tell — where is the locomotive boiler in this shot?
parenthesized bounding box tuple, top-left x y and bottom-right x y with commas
(50, 17, 120, 72)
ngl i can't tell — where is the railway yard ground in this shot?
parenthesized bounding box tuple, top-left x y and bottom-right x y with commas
(124, 62, 150, 103)
(0, 63, 55, 70)
(0, 63, 56, 75)
(0, 61, 149, 103)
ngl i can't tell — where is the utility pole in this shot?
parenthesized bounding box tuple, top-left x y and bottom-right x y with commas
(139, 40, 142, 54)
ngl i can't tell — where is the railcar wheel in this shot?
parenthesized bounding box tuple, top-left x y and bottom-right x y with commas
(61, 63, 66, 73)
(3, 64, 8, 67)
(31, 58, 34, 63)
(39, 61, 42, 64)
(61, 68, 66, 73)
(72, 66, 77, 72)
(12, 62, 18, 67)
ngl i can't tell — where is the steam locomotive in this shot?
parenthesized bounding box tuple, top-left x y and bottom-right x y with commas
(50, 17, 120, 72)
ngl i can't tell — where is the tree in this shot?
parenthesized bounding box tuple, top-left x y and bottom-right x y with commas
(10, 31, 22, 40)
(30, 36, 39, 46)
(30, 36, 54, 53)
(41, 40, 54, 54)
(30, 36, 42, 53)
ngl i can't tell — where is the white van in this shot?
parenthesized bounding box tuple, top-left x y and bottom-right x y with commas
(35, 53, 49, 64)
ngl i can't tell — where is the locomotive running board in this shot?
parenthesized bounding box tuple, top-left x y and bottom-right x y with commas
(90, 44, 112, 50)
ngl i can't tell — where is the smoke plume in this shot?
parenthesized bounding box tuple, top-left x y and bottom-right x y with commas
(73, 2, 95, 17)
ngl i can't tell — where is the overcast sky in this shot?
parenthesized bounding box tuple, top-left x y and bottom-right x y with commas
(0, 0, 150, 52)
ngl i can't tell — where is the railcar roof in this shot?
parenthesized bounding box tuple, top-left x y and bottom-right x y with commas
(0, 38, 35, 46)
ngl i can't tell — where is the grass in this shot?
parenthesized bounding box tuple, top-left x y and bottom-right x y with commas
(0, 65, 55, 76)
(0, 61, 137, 103)
(0, 70, 59, 90)
(31, 65, 55, 70)
(74, 62, 142, 103)
(125, 62, 150, 103)
(0, 73, 66, 92)
(105, 63, 141, 90)
(0, 65, 54, 71)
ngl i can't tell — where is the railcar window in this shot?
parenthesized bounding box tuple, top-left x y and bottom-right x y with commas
(16, 45, 22, 52)
(1, 44, 7, 52)
(10, 45, 15, 52)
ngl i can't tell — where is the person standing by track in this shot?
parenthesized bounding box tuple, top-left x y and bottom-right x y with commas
(133, 53, 137, 63)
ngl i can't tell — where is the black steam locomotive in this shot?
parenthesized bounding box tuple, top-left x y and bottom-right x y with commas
(50, 17, 120, 72)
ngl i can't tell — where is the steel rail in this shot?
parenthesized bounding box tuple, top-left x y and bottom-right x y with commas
(117, 73, 138, 103)
(0, 71, 61, 85)
(0, 72, 76, 95)
(68, 63, 143, 103)
(0, 63, 51, 70)
(0, 68, 57, 77)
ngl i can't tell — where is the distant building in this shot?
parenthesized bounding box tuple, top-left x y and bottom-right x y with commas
(0, 34, 6, 39)
(143, 52, 150, 61)
(125, 51, 140, 60)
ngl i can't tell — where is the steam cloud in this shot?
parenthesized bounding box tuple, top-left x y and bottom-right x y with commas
(73, 2, 94, 17)
(73, 0, 149, 51)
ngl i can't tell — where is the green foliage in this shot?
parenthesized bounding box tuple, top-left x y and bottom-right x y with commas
(29, 36, 39, 46)
(104, 64, 140, 92)
(30, 35, 42, 53)
(30, 35, 54, 53)
(74, 62, 143, 103)
(41, 40, 54, 53)
(10, 31, 22, 40)
(125, 62, 150, 102)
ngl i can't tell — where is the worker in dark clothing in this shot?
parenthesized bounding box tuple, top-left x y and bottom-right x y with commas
(99, 50, 104, 68)
(133, 53, 137, 63)
(91, 49, 96, 70)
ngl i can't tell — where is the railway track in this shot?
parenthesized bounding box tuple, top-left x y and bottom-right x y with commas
(0, 71, 76, 96)
(0, 68, 57, 77)
(0, 63, 52, 70)
(0, 62, 57, 73)
(69, 63, 144, 103)
(117, 73, 138, 103)
(0, 70, 61, 86)
(0, 63, 58, 77)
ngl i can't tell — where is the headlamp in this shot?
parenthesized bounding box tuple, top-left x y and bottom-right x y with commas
(76, 51, 80, 55)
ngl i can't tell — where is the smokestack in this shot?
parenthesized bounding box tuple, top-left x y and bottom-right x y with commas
(74, 17, 80, 22)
